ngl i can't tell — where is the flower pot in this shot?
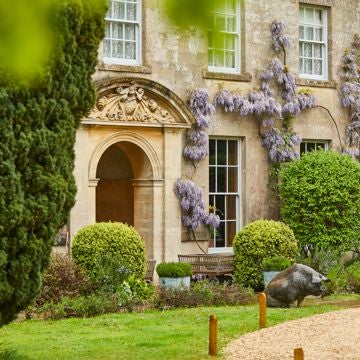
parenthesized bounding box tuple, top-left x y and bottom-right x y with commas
(263, 271, 280, 288)
(159, 276, 191, 289)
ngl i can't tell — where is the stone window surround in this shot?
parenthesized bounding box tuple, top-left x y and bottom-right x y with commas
(98, 0, 152, 73)
(298, 0, 333, 84)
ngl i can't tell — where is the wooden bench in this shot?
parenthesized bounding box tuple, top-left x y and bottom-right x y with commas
(178, 254, 234, 276)
(145, 259, 156, 282)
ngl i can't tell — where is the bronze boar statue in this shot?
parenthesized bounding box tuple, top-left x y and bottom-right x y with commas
(265, 263, 328, 308)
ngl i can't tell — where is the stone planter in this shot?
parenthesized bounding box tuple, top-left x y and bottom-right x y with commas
(159, 276, 191, 289)
(263, 271, 280, 288)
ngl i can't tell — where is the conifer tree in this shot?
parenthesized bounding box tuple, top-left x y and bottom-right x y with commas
(0, 0, 106, 326)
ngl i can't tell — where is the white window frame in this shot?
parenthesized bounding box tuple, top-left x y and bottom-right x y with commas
(208, 138, 241, 254)
(208, 0, 241, 74)
(300, 139, 330, 155)
(103, 0, 142, 66)
(299, 5, 328, 80)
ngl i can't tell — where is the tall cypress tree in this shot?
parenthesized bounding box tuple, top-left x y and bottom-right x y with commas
(0, 0, 106, 326)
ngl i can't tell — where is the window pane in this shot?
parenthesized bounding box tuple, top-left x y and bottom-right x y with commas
(215, 15, 226, 31)
(307, 142, 316, 152)
(104, 39, 111, 57)
(299, 26, 304, 40)
(225, 34, 235, 50)
(305, 8, 314, 23)
(113, 1, 125, 19)
(314, 60, 322, 75)
(209, 167, 216, 192)
(209, 140, 216, 165)
(214, 50, 224, 67)
(314, 44, 322, 58)
(300, 142, 306, 154)
(315, 28, 322, 41)
(228, 168, 238, 192)
(215, 195, 225, 219)
(228, 140, 238, 165)
(227, 222, 236, 247)
(208, 50, 214, 66)
(227, 16, 236, 32)
(225, 52, 235, 68)
(217, 140, 227, 165)
(112, 40, 123, 58)
(125, 42, 136, 59)
(105, 22, 110, 37)
(112, 23, 123, 39)
(226, 195, 237, 219)
(226, 0, 236, 13)
(217, 167, 227, 192)
(126, 3, 137, 21)
(216, 222, 225, 247)
(304, 59, 312, 73)
(299, 58, 304, 72)
(306, 27, 314, 40)
(315, 9, 322, 24)
(304, 43, 312, 57)
(125, 24, 135, 40)
(299, 6, 305, 21)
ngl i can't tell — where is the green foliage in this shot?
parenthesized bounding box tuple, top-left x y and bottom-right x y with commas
(72, 222, 146, 279)
(233, 220, 299, 289)
(0, 0, 106, 327)
(345, 261, 360, 293)
(155, 262, 193, 278)
(279, 150, 360, 251)
(262, 256, 292, 271)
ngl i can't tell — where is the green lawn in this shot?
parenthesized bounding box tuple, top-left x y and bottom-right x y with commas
(0, 300, 347, 360)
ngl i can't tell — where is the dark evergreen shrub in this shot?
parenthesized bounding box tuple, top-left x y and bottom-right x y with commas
(71, 222, 146, 279)
(279, 150, 360, 251)
(0, 0, 106, 326)
(233, 220, 299, 289)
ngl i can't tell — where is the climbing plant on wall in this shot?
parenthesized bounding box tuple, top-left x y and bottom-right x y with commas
(339, 33, 360, 157)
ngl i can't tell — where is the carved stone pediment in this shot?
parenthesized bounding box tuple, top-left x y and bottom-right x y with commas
(88, 81, 176, 124)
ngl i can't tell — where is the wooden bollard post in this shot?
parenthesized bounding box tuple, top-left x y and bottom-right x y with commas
(294, 347, 304, 360)
(208, 315, 218, 356)
(259, 292, 267, 329)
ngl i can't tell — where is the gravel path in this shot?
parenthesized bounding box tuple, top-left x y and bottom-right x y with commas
(223, 308, 360, 360)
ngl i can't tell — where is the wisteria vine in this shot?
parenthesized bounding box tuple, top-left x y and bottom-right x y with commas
(174, 89, 219, 247)
(214, 20, 316, 163)
(340, 34, 360, 157)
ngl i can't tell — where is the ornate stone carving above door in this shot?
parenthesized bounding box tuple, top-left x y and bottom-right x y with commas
(84, 78, 192, 128)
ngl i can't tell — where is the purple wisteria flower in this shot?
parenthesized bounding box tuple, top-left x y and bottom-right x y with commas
(174, 179, 220, 231)
(340, 34, 360, 155)
(185, 89, 215, 162)
(271, 20, 291, 53)
(262, 128, 301, 163)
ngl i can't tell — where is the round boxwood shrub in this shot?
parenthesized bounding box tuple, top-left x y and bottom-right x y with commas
(279, 150, 360, 252)
(71, 222, 146, 279)
(156, 262, 192, 278)
(233, 220, 298, 289)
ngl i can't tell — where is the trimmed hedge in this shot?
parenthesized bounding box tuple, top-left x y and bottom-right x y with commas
(71, 222, 146, 279)
(279, 150, 360, 251)
(156, 262, 192, 278)
(233, 220, 298, 289)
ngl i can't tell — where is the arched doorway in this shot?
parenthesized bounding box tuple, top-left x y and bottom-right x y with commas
(95, 141, 155, 251)
(96, 143, 134, 224)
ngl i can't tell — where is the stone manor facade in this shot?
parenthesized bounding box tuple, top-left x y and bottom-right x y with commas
(69, 0, 360, 262)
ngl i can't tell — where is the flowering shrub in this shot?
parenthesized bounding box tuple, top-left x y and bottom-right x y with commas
(340, 34, 360, 156)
